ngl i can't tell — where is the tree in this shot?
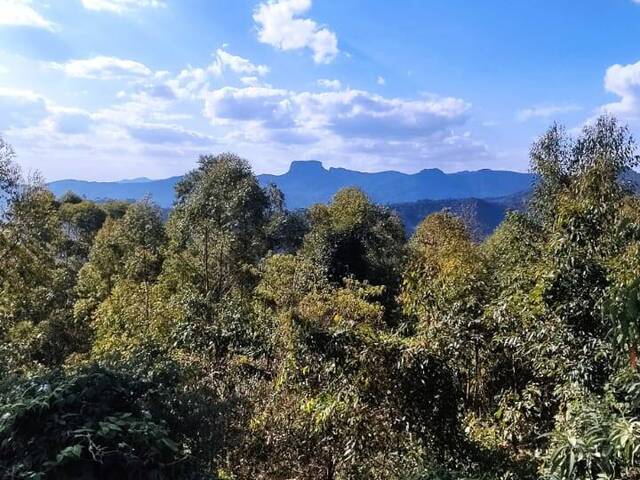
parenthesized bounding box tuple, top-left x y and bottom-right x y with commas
(74, 199, 166, 343)
(0, 136, 20, 222)
(0, 176, 83, 372)
(247, 252, 463, 480)
(163, 153, 271, 303)
(58, 198, 107, 267)
(399, 211, 489, 409)
(301, 187, 406, 314)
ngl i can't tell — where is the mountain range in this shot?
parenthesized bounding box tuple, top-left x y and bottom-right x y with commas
(48, 160, 536, 210)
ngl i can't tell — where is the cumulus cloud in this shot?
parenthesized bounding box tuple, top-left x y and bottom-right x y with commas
(0, 87, 49, 130)
(0, 0, 55, 31)
(253, 0, 339, 64)
(167, 49, 269, 99)
(317, 78, 341, 90)
(206, 86, 293, 128)
(204, 86, 470, 142)
(0, 88, 97, 137)
(168, 66, 209, 99)
(94, 90, 183, 126)
(341, 132, 491, 171)
(210, 49, 269, 76)
(135, 82, 177, 100)
(54, 56, 152, 80)
(48, 109, 93, 135)
(516, 103, 581, 122)
(81, 0, 165, 14)
(601, 60, 640, 120)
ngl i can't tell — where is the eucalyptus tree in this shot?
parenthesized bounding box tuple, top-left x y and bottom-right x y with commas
(163, 153, 271, 303)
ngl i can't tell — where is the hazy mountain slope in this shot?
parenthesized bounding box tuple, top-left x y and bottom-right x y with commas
(390, 195, 525, 237)
(48, 176, 182, 207)
(48, 161, 536, 209)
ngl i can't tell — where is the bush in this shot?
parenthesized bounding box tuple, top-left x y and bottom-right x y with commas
(0, 365, 214, 479)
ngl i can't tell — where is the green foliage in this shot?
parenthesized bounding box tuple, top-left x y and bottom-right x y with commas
(301, 187, 406, 321)
(0, 365, 214, 479)
(0, 179, 83, 373)
(543, 371, 640, 480)
(248, 255, 464, 479)
(163, 153, 274, 311)
(74, 199, 166, 329)
(4, 119, 640, 479)
(400, 211, 487, 327)
(58, 198, 107, 265)
(0, 136, 20, 220)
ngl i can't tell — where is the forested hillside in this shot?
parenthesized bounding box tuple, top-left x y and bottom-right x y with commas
(390, 195, 524, 236)
(3, 116, 640, 479)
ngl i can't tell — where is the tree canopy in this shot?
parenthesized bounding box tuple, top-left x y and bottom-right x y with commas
(3, 117, 640, 479)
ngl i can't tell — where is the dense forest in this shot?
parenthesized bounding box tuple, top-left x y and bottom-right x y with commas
(2, 116, 640, 479)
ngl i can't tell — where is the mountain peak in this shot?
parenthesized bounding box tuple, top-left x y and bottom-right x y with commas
(117, 177, 153, 184)
(288, 160, 326, 174)
(418, 168, 445, 175)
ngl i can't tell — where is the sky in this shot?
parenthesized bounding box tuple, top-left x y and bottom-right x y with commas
(1, 0, 640, 181)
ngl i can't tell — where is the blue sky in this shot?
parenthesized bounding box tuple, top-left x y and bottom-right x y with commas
(1, 0, 640, 181)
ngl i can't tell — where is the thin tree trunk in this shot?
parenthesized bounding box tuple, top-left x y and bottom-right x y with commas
(204, 225, 210, 293)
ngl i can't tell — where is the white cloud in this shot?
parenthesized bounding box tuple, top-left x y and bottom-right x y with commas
(210, 49, 269, 76)
(204, 86, 469, 142)
(0, 87, 48, 130)
(241, 76, 261, 87)
(81, 0, 165, 14)
(0, 89, 93, 136)
(53, 56, 152, 80)
(201, 84, 482, 173)
(166, 49, 270, 99)
(93, 91, 181, 126)
(168, 66, 209, 99)
(127, 123, 215, 146)
(377, 76, 386, 86)
(317, 78, 341, 90)
(601, 60, 640, 120)
(42, 107, 93, 135)
(253, 0, 339, 64)
(516, 103, 581, 122)
(205, 86, 293, 128)
(0, 0, 55, 31)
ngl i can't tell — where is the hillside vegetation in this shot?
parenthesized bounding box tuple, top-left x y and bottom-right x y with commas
(3, 116, 640, 479)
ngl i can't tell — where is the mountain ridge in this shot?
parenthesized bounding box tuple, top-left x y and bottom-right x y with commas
(48, 161, 536, 209)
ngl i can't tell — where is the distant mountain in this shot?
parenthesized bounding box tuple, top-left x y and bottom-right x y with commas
(48, 176, 183, 207)
(260, 161, 535, 209)
(390, 192, 528, 237)
(48, 161, 536, 209)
